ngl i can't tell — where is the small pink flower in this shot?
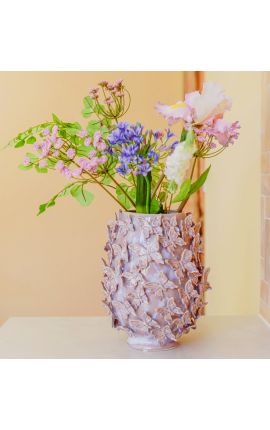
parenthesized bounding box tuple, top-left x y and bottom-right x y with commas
(84, 137, 92, 147)
(99, 80, 108, 87)
(89, 150, 97, 159)
(54, 138, 63, 149)
(62, 166, 72, 179)
(78, 130, 87, 138)
(56, 160, 65, 171)
(66, 148, 76, 159)
(72, 168, 83, 178)
(39, 159, 47, 168)
(49, 135, 56, 144)
(41, 140, 52, 157)
(52, 150, 60, 157)
(88, 157, 99, 172)
(93, 131, 102, 146)
(114, 79, 123, 87)
(23, 156, 30, 166)
(96, 140, 107, 151)
(43, 128, 50, 136)
(105, 97, 113, 105)
(52, 125, 58, 135)
(33, 142, 41, 151)
(116, 91, 124, 97)
(99, 155, 108, 164)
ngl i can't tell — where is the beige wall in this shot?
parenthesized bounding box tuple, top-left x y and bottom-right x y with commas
(0, 71, 262, 324)
(205, 72, 261, 315)
(261, 72, 270, 322)
(0, 72, 184, 324)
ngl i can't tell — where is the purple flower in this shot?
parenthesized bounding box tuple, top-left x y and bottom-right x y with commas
(84, 137, 92, 147)
(153, 129, 164, 141)
(136, 160, 151, 176)
(56, 160, 65, 171)
(165, 129, 175, 139)
(54, 138, 63, 149)
(66, 148, 76, 159)
(39, 159, 47, 168)
(52, 125, 58, 135)
(72, 168, 83, 178)
(148, 150, 159, 164)
(23, 156, 30, 166)
(116, 164, 131, 175)
(42, 128, 50, 136)
(33, 142, 41, 151)
(78, 130, 87, 138)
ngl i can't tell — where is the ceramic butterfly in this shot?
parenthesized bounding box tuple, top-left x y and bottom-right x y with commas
(138, 215, 162, 239)
(128, 235, 163, 268)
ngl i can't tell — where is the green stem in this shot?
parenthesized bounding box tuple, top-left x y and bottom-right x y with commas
(145, 174, 151, 213)
(106, 172, 136, 208)
(136, 173, 152, 213)
(177, 156, 197, 213)
(151, 173, 165, 199)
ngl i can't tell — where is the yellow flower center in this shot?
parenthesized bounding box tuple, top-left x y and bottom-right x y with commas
(171, 102, 186, 109)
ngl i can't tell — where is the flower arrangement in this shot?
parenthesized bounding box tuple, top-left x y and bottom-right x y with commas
(9, 80, 240, 215)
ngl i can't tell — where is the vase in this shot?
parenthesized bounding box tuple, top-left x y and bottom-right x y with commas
(103, 211, 210, 351)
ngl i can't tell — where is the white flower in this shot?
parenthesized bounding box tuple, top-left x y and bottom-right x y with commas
(165, 140, 196, 186)
(156, 82, 232, 126)
(186, 82, 232, 124)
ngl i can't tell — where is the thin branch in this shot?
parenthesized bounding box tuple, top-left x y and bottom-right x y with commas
(151, 173, 165, 199)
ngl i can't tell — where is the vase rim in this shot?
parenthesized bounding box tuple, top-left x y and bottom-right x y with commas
(120, 210, 190, 218)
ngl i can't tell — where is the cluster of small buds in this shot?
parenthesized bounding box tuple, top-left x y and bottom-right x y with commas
(88, 79, 127, 119)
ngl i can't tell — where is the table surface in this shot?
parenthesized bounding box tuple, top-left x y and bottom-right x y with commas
(0, 315, 270, 358)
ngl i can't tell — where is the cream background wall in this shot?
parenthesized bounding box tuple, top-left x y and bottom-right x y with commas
(205, 72, 261, 315)
(0, 71, 261, 324)
(0, 72, 183, 324)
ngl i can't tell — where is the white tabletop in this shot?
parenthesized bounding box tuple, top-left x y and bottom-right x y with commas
(0, 315, 269, 358)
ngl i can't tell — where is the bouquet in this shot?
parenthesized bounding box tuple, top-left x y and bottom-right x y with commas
(9, 79, 240, 215)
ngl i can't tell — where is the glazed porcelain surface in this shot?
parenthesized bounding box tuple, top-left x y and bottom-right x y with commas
(103, 211, 210, 350)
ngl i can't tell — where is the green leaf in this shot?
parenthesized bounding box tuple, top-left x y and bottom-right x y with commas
(26, 152, 38, 163)
(37, 183, 76, 215)
(83, 96, 94, 109)
(38, 203, 48, 215)
(66, 128, 79, 136)
(82, 107, 94, 118)
(87, 120, 101, 136)
(100, 175, 112, 185)
(70, 184, 94, 206)
(14, 140, 25, 148)
(159, 191, 166, 203)
(18, 164, 33, 170)
(52, 113, 62, 124)
(35, 165, 48, 174)
(189, 165, 211, 196)
(167, 181, 177, 194)
(150, 198, 162, 214)
(172, 179, 191, 203)
(116, 183, 134, 210)
(185, 129, 195, 146)
(180, 128, 187, 142)
(94, 103, 105, 114)
(26, 136, 36, 145)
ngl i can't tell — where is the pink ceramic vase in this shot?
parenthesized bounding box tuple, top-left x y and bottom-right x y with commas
(103, 211, 210, 351)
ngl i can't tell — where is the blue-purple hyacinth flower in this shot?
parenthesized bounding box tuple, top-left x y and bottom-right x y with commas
(108, 122, 159, 177)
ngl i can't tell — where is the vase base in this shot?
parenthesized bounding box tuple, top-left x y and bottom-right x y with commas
(127, 335, 179, 351)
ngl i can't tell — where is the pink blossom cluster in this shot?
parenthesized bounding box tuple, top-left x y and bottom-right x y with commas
(193, 117, 240, 148)
(23, 126, 108, 179)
